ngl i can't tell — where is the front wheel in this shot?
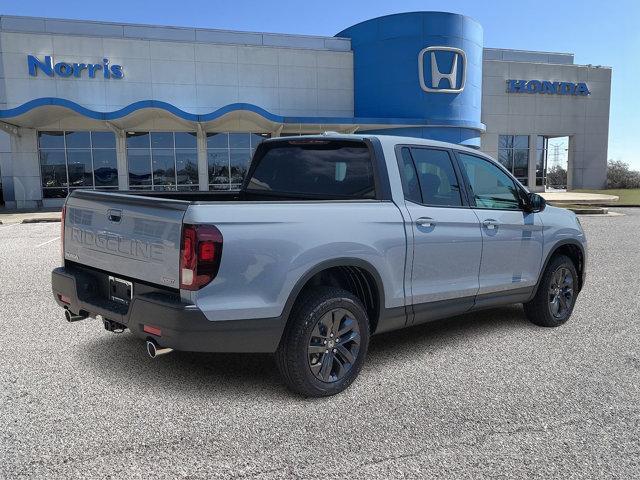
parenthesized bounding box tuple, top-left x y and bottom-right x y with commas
(524, 254, 578, 327)
(275, 287, 370, 397)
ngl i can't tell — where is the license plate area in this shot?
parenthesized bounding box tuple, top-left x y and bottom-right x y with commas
(108, 276, 133, 305)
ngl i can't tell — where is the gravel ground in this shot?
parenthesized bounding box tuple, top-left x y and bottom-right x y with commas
(1, 210, 639, 479)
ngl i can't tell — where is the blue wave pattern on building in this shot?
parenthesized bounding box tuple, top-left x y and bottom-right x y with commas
(0, 98, 484, 129)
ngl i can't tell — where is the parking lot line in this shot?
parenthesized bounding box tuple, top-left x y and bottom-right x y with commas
(36, 237, 60, 247)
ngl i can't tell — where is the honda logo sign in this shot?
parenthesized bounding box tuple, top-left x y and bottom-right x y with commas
(418, 46, 466, 94)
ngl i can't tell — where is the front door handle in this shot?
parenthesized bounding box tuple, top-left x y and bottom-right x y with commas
(416, 217, 436, 228)
(482, 219, 499, 230)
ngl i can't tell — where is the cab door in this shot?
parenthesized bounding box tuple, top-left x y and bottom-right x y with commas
(396, 146, 483, 324)
(455, 152, 544, 300)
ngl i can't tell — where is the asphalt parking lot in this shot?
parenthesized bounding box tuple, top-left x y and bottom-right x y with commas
(1, 210, 639, 479)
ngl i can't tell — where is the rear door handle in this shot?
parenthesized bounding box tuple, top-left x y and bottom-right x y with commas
(416, 217, 436, 228)
(482, 219, 499, 230)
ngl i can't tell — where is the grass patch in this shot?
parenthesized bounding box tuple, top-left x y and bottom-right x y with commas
(574, 188, 640, 205)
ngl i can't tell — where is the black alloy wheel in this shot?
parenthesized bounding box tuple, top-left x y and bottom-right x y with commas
(524, 254, 579, 327)
(548, 266, 575, 319)
(275, 287, 370, 397)
(307, 308, 361, 383)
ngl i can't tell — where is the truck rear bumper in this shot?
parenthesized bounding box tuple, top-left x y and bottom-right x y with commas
(51, 266, 285, 353)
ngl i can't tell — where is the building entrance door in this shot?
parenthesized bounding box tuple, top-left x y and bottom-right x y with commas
(545, 136, 569, 190)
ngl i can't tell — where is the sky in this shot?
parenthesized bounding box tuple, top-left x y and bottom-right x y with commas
(2, 0, 639, 168)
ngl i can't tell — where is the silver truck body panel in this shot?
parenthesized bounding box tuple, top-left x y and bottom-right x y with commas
(184, 200, 407, 321)
(537, 205, 587, 269)
(402, 203, 483, 303)
(472, 208, 544, 295)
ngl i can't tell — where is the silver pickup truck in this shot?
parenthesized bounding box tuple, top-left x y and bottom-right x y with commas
(52, 134, 586, 396)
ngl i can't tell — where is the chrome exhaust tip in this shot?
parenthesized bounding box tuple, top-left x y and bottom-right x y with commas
(65, 309, 87, 322)
(146, 340, 173, 359)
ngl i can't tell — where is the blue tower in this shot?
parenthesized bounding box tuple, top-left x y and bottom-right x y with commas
(337, 12, 485, 147)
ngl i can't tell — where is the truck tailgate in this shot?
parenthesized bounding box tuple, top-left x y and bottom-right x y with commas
(63, 190, 188, 288)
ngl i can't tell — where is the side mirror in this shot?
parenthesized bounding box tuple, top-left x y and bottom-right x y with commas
(526, 192, 546, 213)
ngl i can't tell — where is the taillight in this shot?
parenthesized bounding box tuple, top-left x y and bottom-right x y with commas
(179, 224, 223, 290)
(60, 205, 66, 264)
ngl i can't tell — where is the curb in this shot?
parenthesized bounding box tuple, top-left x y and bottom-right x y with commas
(580, 203, 640, 208)
(567, 207, 608, 215)
(577, 211, 625, 217)
(21, 217, 61, 224)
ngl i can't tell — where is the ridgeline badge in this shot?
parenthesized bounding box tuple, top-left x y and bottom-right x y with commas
(27, 55, 123, 79)
(506, 79, 590, 96)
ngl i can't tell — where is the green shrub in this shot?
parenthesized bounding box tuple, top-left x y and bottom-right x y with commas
(607, 160, 640, 189)
(546, 164, 567, 188)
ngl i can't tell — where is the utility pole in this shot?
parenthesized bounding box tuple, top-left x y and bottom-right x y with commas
(549, 140, 568, 169)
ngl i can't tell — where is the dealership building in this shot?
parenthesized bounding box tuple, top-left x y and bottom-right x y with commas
(0, 12, 612, 208)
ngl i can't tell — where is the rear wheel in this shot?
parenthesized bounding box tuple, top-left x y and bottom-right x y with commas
(524, 254, 578, 327)
(275, 287, 370, 397)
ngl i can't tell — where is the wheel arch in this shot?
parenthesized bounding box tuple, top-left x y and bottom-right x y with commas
(280, 258, 386, 335)
(532, 239, 586, 299)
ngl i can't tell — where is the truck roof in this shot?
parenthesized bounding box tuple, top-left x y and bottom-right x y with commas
(266, 133, 486, 157)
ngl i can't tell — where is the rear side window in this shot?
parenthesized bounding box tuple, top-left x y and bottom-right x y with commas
(246, 140, 375, 199)
(397, 147, 463, 207)
(399, 147, 422, 203)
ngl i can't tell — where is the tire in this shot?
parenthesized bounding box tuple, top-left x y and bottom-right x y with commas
(524, 254, 578, 327)
(275, 286, 370, 397)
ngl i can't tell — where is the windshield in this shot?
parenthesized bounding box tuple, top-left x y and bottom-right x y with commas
(245, 140, 376, 199)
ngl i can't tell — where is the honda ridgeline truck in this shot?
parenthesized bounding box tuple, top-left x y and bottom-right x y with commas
(52, 134, 587, 396)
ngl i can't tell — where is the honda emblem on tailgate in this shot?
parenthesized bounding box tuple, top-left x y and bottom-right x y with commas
(418, 46, 467, 94)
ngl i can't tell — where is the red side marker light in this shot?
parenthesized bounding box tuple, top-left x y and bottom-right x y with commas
(143, 325, 162, 336)
(59, 294, 71, 305)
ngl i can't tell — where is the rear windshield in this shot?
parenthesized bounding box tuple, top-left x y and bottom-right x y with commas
(245, 140, 376, 199)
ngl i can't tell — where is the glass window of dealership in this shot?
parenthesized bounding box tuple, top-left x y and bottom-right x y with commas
(39, 131, 118, 198)
(35, 130, 270, 196)
(125, 131, 199, 191)
(496, 135, 548, 187)
(206, 133, 268, 190)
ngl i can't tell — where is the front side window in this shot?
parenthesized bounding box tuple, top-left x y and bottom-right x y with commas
(246, 140, 375, 199)
(457, 153, 521, 210)
(38, 131, 118, 198)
